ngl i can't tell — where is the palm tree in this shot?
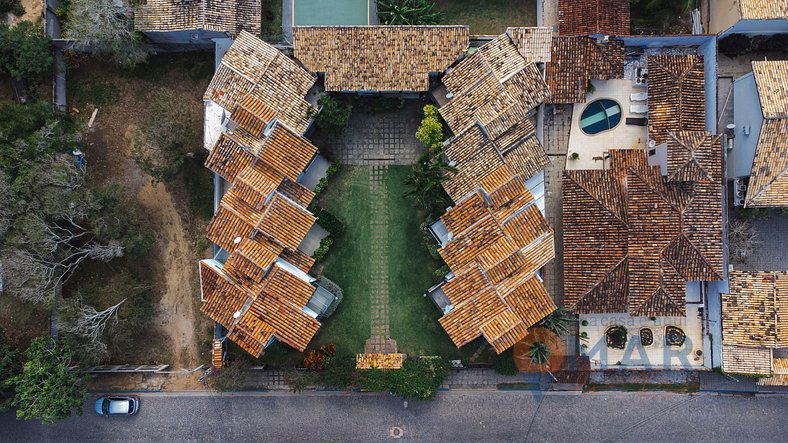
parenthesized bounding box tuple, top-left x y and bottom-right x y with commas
(377, 0, 442, 25)
(403, 152, 456, 213)
(528, 342, 550, 366)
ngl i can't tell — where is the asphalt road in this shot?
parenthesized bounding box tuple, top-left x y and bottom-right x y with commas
(2, 391, 788, 442)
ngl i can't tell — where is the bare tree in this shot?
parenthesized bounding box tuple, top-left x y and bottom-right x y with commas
(728, 218, 761, 264)
(64, 0, 148, 66)
(61, 299, 126, 343)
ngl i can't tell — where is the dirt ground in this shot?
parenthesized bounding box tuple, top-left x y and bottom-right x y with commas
(3, 0, 43, 26)
(69, 54, 214, 369)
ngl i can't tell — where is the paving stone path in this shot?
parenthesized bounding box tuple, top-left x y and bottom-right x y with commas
(364, 165, 398, 354)
(324, 106, 423, 166)
(543, 105, 577, 358)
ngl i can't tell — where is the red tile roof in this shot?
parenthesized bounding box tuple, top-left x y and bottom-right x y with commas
(558, 0, 630, 36)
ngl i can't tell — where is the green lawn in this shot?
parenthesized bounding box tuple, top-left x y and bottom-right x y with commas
(261, 0, 284, 41)
(436, 0, 537, 35)
(258, 165, 486, 367)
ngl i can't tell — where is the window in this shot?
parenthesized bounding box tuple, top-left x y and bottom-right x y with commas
(580, 99, 622, 135)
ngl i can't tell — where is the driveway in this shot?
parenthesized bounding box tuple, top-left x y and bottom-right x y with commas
(3, 391, 788, 442)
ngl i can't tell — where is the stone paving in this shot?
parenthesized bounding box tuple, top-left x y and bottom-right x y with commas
(542, 105, 576, 358)
(323, 105, 424, 166)
(731, 211, 788, 272)
(364, 165, 398, 354)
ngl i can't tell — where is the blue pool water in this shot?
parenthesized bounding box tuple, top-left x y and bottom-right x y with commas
(580, 99, 622, 135)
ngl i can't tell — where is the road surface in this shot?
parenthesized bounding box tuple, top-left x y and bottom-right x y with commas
(2, 391, 788, 442)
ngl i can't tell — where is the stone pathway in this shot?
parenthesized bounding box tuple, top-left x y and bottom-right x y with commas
(324, 105, 424, 166)
(364, 165, 398, 354)
(542, 105, 576, 358)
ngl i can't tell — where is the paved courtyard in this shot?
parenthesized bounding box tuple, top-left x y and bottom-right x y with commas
(322, 102, 425, 166)
(730, 210, 788, 272)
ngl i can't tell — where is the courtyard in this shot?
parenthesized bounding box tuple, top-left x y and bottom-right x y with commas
(257, 104, 495, 366)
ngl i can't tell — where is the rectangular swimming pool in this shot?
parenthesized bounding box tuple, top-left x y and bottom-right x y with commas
(293, 0, 370, 26)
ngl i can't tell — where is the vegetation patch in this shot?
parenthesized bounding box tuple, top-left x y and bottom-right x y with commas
(584, 382, 700, 393)
(434, 0, 536, 35)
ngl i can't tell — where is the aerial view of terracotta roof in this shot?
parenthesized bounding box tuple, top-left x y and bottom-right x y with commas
(292, 26, 469, 92)
(563, 145, 723, 317)
(436, 166, 556, 354)
(204, 31, 317, 134)
(546, 36, 625, 104)
(438, 33, 551, 200)
(721, 271, 788, 375)
(205, 120, 317, 184)
(200, 74, 332, 356)
(441, 34, 550, 133)
(441, 122, 548, 202)
(647, 54, 706, 145)
(746, 60, 788, 207)
(135, 0, 261, 35)
(558, 0, 630, 36)
(738, 0, 788, 19)
(506, 27, 553, 63)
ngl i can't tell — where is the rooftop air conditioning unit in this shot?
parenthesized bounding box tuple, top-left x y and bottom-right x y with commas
(743, 125, 751, 136)
(734, 197, 746, 207)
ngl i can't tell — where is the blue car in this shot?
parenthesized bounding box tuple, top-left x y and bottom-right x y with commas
(95, 396, 139, 416)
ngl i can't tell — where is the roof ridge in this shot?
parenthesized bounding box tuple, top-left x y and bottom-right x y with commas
(564, 171, 628, 226)
(747, 161, 788, 206)
(570, 255, 628, 312)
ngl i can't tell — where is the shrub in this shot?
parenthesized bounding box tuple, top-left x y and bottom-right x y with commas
(313, 177, 329, 196)
(317, 353, 356, 389)
(312, 236, 333, 262)
(13, 3, 24, 16)
(0, 21, 53, 80)
(303, 344, 336, 370)
(569, 152, 579, 160)
(415, 105, 444, 151)
(314, 208, 344, 237)
(326, 162, 340, 177)
(211, 360, 251, 391)
(528, 342, 550, 366)
(432, 264, 449, 282)
(313, 95, 352, 137)
(377, 0, 441, 25)
(359, 358, 448, 400)
(492, 348, 519, 376)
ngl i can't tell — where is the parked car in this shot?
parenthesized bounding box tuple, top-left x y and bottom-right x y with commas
(94, 396, 139, 416)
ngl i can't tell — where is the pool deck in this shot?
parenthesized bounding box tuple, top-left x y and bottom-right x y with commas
(566, 79, 649, 171)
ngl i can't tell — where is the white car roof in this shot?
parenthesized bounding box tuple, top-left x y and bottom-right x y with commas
(108, 399, 131, 414)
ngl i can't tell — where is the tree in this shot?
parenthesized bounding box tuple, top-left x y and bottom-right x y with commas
(11, 337, 87, 423)
(728, 217, 761, 264)
(403, 151, 455, 216)
(312, 95, 352, 137)
(0, 21, 52, 80)
(61, 299, 125, 345)
(64, 0, 147, 66)
(415, 105, 444, 152)
(0, 333, 21, 411)
(377, 0, 441, 25)
(528, 342, 550, 366)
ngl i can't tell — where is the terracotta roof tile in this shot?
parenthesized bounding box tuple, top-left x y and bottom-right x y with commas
(506, 27, 553, 63)
(259, 123, 318, 182)
(546, 37, 587, 103)
(723, 271, 788, 348)
(647, 54, 706, 145)
(205, 133, 256, 182)
(277, 179, 316, 208)
(199, 261, 249, 329)
(262, 264, 316, 307)
(739, 0, 788, 19)
(293, 26, 469, 92)
(257, 194, 315, 250)
(436, 167, 556, 353)
(564, 149, 724, 316)
(722, 344, 773, 375)
(135, 0, 261, 35)
(746, 61, 788, 207)
(231, 95, 277, 137)
(558, 0, 630, 36)
(204, 32, 317, 135)
(356, 353, 406, 369)
(279, 247, 316, 274)
(246, 293, 320, 351)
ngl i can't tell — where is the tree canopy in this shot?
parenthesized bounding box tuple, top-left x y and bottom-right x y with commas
(11, 337, 87, 423)
(0, 21, 52, 80)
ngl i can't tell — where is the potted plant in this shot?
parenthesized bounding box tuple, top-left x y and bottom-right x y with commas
(605, 325, 628, 350)
(569, 152, 580, 160)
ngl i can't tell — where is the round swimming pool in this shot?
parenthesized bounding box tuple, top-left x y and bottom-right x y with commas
(580, 99, 622, 135)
